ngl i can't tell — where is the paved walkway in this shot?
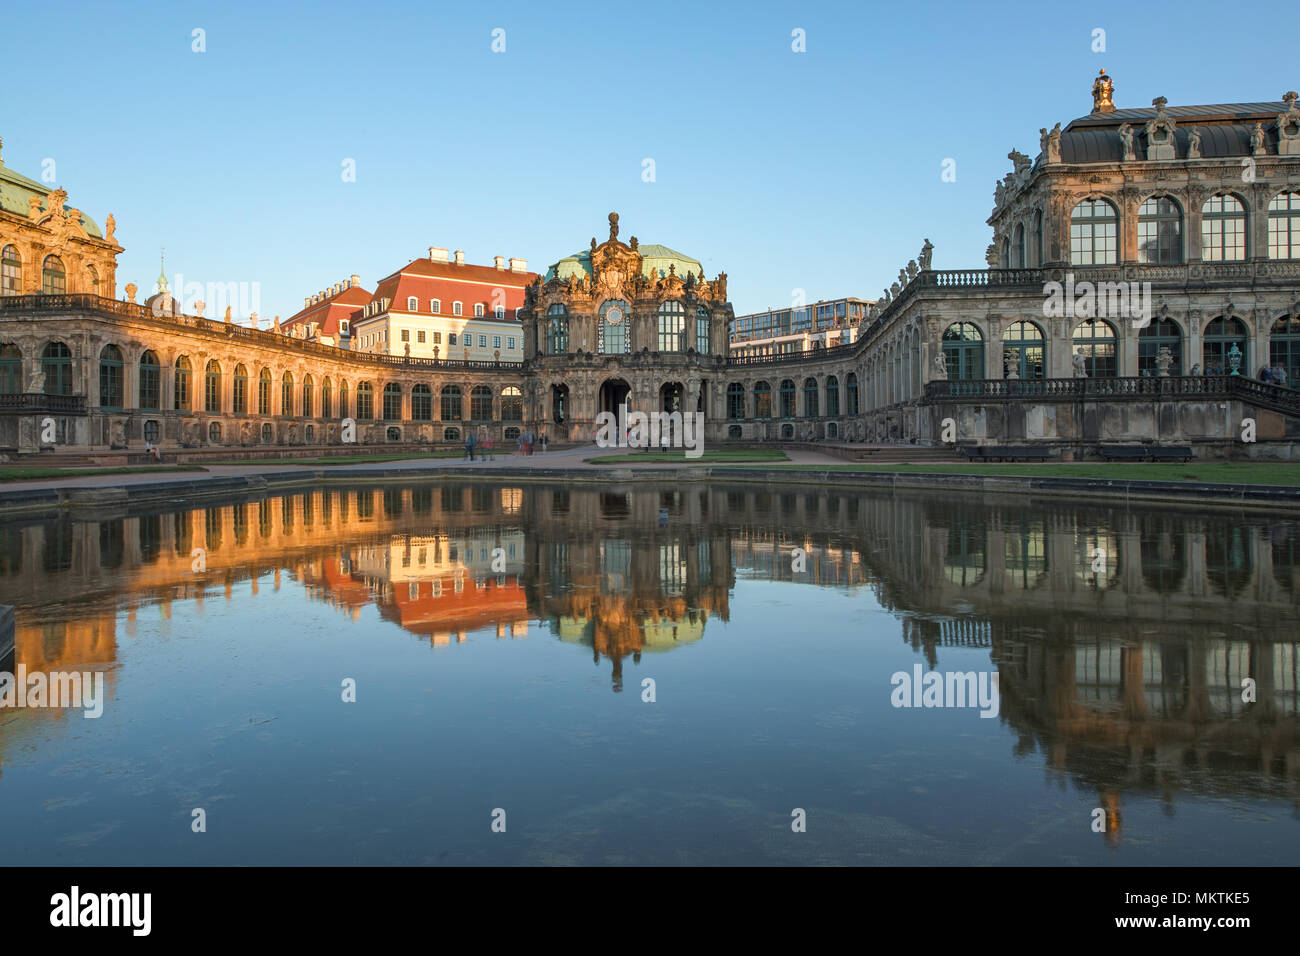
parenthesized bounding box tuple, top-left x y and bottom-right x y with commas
(1, 445, 853, 492)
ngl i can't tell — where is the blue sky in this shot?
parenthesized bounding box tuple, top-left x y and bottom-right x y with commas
(4, 0, 1294, 320)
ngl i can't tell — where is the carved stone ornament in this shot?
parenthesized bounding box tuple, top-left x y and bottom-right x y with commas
(1145, 97, 1176, 161)
(1277, 92, 1300, 156)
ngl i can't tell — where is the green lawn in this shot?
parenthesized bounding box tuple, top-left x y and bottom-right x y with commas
(0, 465, 203, 482)
(767, 461, 1300, 486)
(586, 449, 791, 465)
(201, 451, 469, 467)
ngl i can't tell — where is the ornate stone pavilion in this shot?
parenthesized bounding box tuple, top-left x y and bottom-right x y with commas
(2, 70, 1300, 459)
(521, 212, 734, 442)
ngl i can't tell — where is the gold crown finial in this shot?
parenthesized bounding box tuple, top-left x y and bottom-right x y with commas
(1092, 68, 1115, 114)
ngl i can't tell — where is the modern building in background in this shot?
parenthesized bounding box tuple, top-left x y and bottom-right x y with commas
(350, 249, 537, 362)
(729, 297, 874, 359)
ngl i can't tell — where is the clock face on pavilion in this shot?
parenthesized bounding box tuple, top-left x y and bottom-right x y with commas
(605, 305, 624, 326)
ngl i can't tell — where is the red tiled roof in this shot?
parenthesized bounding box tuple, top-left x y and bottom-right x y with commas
(358, 257, 541, 326)
(283, 284, 371, 338)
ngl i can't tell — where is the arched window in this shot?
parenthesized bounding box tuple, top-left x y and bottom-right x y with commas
(846, 373, 859, 415)
(470, 385, 493, 421)
(411, 384, 432, 421)
(1012, 223, 1026, 269)
(441, 385, 461, 421)
(1072, 319, 1117, 378)
(355, 381, 373, 420)
(98, 345, 124, 408)
(1202, 194, 1246, 261)
(1033, 209, 1043, 266)
(443, 427, 460, 442)
(1138, 196, 1183, 264)
(321, 377, 332, 418)
(1070, 199, 1118, 265)
(803, 378, 819, 417)
(825, 375, 840, 416)
(208, 421, 222, 443)
(260, 423, 273, 443)
(547, 304, 568, 353)
(1138, 318, 1183, 376)
(258, 368, 272, 415)
(1002, 320, 1045, 379)
(1269, 191, 1300, 259)
(281, 371, 294, 416)
(658, 301, 686, 351)
(779, 379, 797, 418)
(40, 342, 73, 395)
(138, 351, 161, 409)
(407, 296, 418, 311)
(430, 299, 441, 314)
(474, 303, 484, 317)
(1269, 315, 1300, 385)
(86, 265, 99, 295)
(382, 383, 402, 421)
(753, 381, 772, 419)
(1203, 317, 1248, 376)
(501, 386, 523, 421)
(302, 374, 314, 417)
(174, 356, 191, 409)
(1, 245, 22, 296)
(942, 322, 985, 380)
(205, 360, 221, 412)
(0, 343, 23, 393)
(452, 301, 463, 316)
(696, 306, 710, 353)
(41, 255, 66, 295)
(598, 299, 630, 354)
(1001, 236, 1011, 268)
(339, 381, 349, 418)
(726, 382, 745, 419)
(233, 364, 248, 414)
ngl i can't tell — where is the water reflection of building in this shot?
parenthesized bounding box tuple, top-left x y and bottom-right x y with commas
(2, 481, 1299, 810)
(529, 487, 733, 691)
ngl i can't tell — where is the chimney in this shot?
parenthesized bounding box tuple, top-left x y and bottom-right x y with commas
(494, 255, 505, 270)
(454, 250, 466, 266)
(428, 247, 448, 263)
(350, 274, 360, 288)
(509, 257, 527, 273)
(304, 296, 311, 308)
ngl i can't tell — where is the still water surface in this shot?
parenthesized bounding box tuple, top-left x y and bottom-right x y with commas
(0, 481, 1296, 865)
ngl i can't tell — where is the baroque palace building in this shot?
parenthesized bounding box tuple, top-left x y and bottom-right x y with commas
(1, 70, 1299, 458)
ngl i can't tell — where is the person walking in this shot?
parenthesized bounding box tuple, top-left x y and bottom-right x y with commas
(540, 432, 548, 454)
(483, 433, 494, 461)
(465, 431, 476, 461)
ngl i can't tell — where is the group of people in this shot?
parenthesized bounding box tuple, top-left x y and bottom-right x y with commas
(463, 430, 547, 461)
(1258, 364, 1290, 386)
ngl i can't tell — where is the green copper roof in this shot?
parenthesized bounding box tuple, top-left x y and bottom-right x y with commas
(0, 163, 103, 239)
(543, 243, 704, 284)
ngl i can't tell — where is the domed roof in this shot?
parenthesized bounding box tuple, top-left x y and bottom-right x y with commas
(543, 243, 704, 284)
(0, 164, 103, 239)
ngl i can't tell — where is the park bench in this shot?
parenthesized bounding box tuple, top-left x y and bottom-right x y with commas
(959, 445, 1055, 462)
(1099, 445, 1193, 462)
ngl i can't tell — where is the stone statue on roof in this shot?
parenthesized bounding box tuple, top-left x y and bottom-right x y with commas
(1187, 125, 1202, 158)
(919, 239, 934, 271)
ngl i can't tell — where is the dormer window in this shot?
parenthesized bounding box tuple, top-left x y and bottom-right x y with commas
(474, 303, 485, 317)
(431, 298, 440, 313)
(407, 296, 418, 311)
(453, 301, 463, 316)
(495, 306, 505, 319)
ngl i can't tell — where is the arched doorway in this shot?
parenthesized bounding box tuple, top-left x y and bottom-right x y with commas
(659, 381, 685, 447)
(599, 378, 631, 415)
(551, 383, 569, 424)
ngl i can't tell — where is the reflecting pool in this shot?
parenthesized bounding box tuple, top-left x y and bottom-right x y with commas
(0, 481, 1297, 865)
